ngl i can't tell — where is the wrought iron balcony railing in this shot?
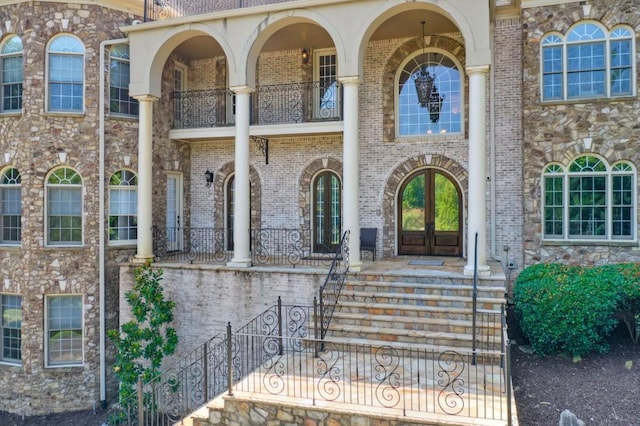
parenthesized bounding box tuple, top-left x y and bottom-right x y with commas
(144, 0, 299, 21)
(171, 81, 343, 129)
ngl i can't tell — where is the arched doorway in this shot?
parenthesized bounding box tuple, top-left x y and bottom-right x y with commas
(397, 169, 462, 256)
(313, 170, 341, 253)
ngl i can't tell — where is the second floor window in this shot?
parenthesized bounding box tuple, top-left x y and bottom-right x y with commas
(397, 51, 462, 136)
(46, 167, 83, 246)
(0, 167, 20, 245)
(0, 35, 22, 112)
(541, 23, 634, 101)
(110, 44, 138, 116)
(48, 34, 84, 112)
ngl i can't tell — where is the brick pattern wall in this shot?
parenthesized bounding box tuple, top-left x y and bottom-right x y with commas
(521, 0, 640, 266)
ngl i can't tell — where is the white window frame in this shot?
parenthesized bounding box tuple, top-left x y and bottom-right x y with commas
(0, 35, 23, 113)
(0, 167, 21, 245)
(313, 48, 340, 120)
(45, 294, 84, 367)
(109, 169, 137, 245)
(45, 167, 84, 247)
(46, 34, 85, 113)
(542, 156, 636, 242)
(0, 293, 21, 365)
(540, 22, 636, 102)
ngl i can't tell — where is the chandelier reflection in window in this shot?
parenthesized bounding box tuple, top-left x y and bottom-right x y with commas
(414, 21, 445, 123)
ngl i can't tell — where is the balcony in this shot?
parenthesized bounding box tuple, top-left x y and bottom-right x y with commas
(172, 81, 343, 129)
(144, 0, 301, 21)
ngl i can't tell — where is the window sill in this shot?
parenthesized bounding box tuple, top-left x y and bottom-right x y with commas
(43, 111, 85, 118)
(43, 244, 85, 249)
(542, 239, 638, 247)
(0, 361, 22, 369)
(108, 242, 137, 248)
(44, 364, 84, 371)
(0, 244, 21, 249)
(0, 111, 22, 117)
(540, 95, 637, 106)
(107, 113, 139, 121)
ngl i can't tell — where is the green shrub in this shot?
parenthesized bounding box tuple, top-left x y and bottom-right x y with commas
(513, 263, 637, 356)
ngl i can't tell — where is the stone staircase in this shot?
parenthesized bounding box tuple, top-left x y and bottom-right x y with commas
(324, 271, 507, 354)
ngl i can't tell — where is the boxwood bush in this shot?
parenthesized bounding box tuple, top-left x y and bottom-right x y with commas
(514, 263, 640, 357)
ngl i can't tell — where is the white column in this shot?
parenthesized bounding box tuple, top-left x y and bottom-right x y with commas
(464, 66, 490, 276)
(133, 95, 157, 263)
(228, 86, 252, 267)
(340, 77, 362, 271)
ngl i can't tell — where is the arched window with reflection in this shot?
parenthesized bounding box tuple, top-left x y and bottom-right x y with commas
(397, 51, 462, 136)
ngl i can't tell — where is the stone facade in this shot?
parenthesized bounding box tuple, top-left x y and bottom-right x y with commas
(521, 0, 640, 267)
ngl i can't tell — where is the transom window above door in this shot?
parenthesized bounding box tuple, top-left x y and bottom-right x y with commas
(397, 51, 462, 136)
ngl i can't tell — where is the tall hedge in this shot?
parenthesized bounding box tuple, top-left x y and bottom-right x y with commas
(514, 263, 640, 357)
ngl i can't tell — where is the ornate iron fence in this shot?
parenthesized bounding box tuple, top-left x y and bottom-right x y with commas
(144, 0, 296, 21)
(172, 89, 233, 129)
(317, 230, 350, 342)
(170, 81, 343, 129)
(152, 226, 343, 267)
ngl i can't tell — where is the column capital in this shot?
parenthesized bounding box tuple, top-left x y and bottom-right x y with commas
(229, 85, 255, 95)
(133, 94, 159, 102)
(338, 76, 361, 86)
(466, 65, 490, 76)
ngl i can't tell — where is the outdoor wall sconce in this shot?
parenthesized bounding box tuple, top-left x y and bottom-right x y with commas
(205, 170, 214, 187)
(301, 48, 310, 65)
(414, 21, 444, 123)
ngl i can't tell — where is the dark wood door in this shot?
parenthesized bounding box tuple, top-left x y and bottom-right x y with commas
(398, 169, 462, 256)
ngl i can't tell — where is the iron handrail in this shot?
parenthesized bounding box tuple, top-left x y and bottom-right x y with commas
(317, 230, 350, 344)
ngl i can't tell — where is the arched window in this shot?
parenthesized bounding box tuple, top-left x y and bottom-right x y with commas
(541, 23, 634, 101)
(109, 170, 137, 243)
(0, 167, 21, 244)
(397, 51, 462, 136)
(313, 170, 341, 252)
(46, 167, 83, 245)
(543, 156, 635, 240)
(110, 44, 138, 116)
(47, 34, 84, 112)
(0, 35, 22, 112)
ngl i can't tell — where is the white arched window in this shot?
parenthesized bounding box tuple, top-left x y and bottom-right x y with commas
(0, 167, 21, 244)
(109, 170, 137, 244)
(397, 50, 462, 136)
(543, 155, 635, 240)
(47, 34, 85, 112)
(46, 167, 83, 246)
(110, 44, 138, 116)
(541, 22, 634, 101)
(0, 35, 23, 112)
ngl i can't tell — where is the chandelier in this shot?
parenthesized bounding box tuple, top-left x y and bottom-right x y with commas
(414, 21, 444, 123)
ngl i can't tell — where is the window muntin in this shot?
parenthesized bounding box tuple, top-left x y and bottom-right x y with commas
(0, 167, 21, 244)
(397, 51, 462, 136)
(47, 34, 84, 112)
(46, 167, 83, 246)
(46, 295, 83, 366)
(542, 156, 635, 241)
(0, 35, 22, 112)
(109, 45, 138, 116)
(541, 23, 634, 101)
(109, 170, 137, 243)
(1, 294, 21, 364)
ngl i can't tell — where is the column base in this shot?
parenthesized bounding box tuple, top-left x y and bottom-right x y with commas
(227, 259, 252, 268)
(464, 264, 491, 277)
(348, 261, 362, 272)
(132, 254, 154, 264)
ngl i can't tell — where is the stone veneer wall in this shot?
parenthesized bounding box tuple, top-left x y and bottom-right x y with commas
(0, 1, 151, 415)
(521, 0, 640, 266)
(200, 395, 447, 426)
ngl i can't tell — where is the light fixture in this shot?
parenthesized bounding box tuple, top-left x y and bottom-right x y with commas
(301, 48, 310, 65)
(204, 170, 214, 187)
(414, 21, 445, 123)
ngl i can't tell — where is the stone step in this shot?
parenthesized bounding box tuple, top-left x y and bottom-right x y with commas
(352, 272, 505, 287)
(343, 280, 506, 298)
(340, 289, 505, 311)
